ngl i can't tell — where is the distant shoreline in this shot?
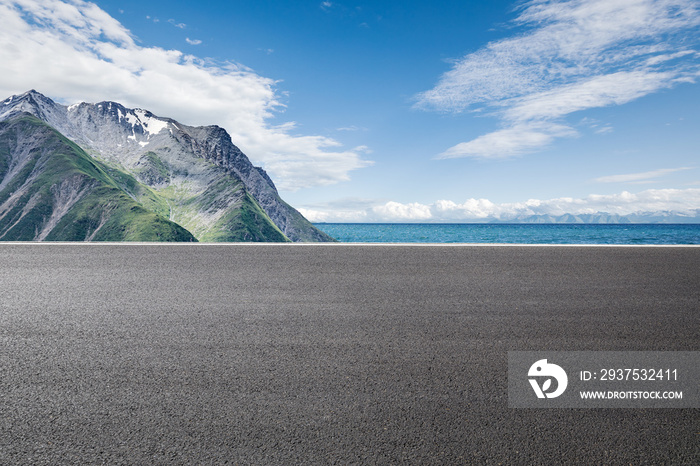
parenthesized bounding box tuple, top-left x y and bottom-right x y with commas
(312, 222, 700, 225)
(313, 223, 700, 245)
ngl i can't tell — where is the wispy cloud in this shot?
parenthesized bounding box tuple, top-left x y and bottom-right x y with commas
(439, 122, 576, 159)
(299, 189, 700, 222)
(336, 125, 367, 132)
(320, 1, 333, 11)
(168, 18, 186, 29)
(417, 0, 700, 159)
(594, 167, 694, 183)
(0, 0, 371, 191)
(185, 38, 202, 45)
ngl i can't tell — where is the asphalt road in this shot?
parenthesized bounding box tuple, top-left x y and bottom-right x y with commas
(0, 244, 698, 464)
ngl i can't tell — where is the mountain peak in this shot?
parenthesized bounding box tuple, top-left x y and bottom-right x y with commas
(13, 89, 56, 106)
(22, 89, 41, 97)
(0, 89, 65, 128)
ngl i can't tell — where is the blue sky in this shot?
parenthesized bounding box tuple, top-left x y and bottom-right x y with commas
(1, 0, 699, 221)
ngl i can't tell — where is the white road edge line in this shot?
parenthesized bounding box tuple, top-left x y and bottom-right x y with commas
(0, 242, 698, 247)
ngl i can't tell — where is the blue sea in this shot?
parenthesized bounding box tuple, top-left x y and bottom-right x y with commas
(313, 223, 700, 245)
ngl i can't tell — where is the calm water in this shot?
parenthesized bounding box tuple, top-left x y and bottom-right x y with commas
(314, 223, 700, 244)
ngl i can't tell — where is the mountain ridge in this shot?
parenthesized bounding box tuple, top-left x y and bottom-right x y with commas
(486, 211, 700, 224)
(0, 90, 334, 242)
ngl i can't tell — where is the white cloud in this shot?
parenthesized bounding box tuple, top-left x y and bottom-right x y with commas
(594, 167, 694, 183)
(300, 189, 700, 222)
(352, 145, 371, 153)
(372, 201, 433, 221)
(503, 70, 676, 122)
(168, 19, 186, 29)
(0, 0, 371, 191)
(336, 125, 367, 132)
(438, 122, 576, 159)
(416, 0, 700, 159)
(185, 38, 202, 45)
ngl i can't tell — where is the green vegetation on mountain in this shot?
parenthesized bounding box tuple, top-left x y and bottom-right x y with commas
(134, 151, 171, 185)
(143, 170, 290, 242)
(202, 191, 289, 242)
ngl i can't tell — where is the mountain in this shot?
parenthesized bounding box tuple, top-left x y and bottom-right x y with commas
(0, 90, 335, 242)
(0, 114, 195, 241)
(496, 213, 632, 224)
(490, 212, 700, 224)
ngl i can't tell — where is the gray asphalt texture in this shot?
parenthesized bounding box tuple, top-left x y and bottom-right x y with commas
(0, 244, 698, 464)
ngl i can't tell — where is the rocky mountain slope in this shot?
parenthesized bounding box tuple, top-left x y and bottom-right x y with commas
(0, 90, 334, 242)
